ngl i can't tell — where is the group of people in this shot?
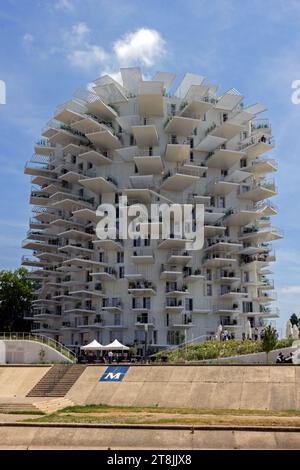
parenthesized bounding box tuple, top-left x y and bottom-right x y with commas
(217, 327, 279, 342)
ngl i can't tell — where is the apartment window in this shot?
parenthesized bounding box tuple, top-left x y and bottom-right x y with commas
(171, 104, 176, 115)
(117, 252, 124, 263)
(88, 162, 93, 170)
(114, 313, 121, 326)
(206, 269, 212, 281)
(166, 313, 170, 327)
(153, 330, 157, 345)
(133, 238, 141, 247)
(171, 135, 177, 144)
(190, 151, 194, 163)
(134, 164, 138, 174)
(166, 281, 177, 293)
(144, 236, 151, 247)
(167, 330, 182, 346)
(206, 284, 213, 296)
(219, 196, 225, 208)
(99, 252, 105, 263)
(78, 163, 83, 171)
(149, 147, 153, 156)
(190, 138, 194, 149)
(119, 266, 124, 279)
(130, 134, 134, 146)
(193, 127, 197, 136)
(243, 301, 253, 313)
(185, 298, 193, 311)
(71, 155, 76, 164)
(222, 113, 228, 122)
(143, 298, 151, 309)
(221, 169, 228, 177)
(240, 158, 247, 168)
(243, 271, 250, 282)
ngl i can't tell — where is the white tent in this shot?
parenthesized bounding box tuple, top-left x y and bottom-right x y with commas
(286, 321, 293, 339)
(81, 340, 103, 351)
(102, 339, 129, 351)
(292, 324, 299, 340)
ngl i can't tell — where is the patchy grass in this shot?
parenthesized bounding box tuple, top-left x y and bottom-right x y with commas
(155, 339, 293, 362)
(6, 411, 44, 416)
(24, 406, 300, 428)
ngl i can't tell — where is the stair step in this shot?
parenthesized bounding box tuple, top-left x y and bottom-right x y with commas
(27, 365, 86, 398)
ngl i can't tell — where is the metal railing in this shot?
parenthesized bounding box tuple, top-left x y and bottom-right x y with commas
(0, 332, 76, 362)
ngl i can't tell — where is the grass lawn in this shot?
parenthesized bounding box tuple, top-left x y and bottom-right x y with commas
(23, 404, 300, 427)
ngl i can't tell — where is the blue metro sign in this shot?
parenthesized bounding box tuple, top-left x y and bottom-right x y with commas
(99, 365, 129, 382)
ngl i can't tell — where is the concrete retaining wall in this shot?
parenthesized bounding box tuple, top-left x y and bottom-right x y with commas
(0, 340, 72, 364)
(67, 365, 300, 410)
(0, 424, 299, 449)
(0, 366, 50, 398)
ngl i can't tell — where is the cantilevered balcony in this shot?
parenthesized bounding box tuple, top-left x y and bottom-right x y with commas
(132, 125, 159, 148)
(179, 96, 214, 119)
(86, 126, 121, 151)
(204, 239, 242, 254)
(29, 189, 50, 206)
(54, 99, 86, 124)
(213, 304, 242, 315)
(165, 143, 190, 163)
(203, 252, 238, 268)
(75, 89, 118, 121)
(241, 158, 278, 176)
(21, 256, 51, 268)
(138, 81, 164, 117)
(160, 265, 182, 280)
(158, 235, 193, 250)
(164, 116, 199, 136)
(128, 280, 156, 296)
(183, 267, 205, 282)
(223, 206, 259, 226)
(206, 117, 244, 141)
(90, 267, 117, 282)
(160, 166, 200, 191)
(205, 149, 245, 169)
(34, 140, 56, 156)
(239, 134, 275, 159)
(215, 89, 244, 111)
(168, 315, 194, 329)
(256, 200, 278, 216)
(219, 288, 245, 300)
(24, 161, 55, 178)
(131, 248, 155, 264)
(129, 175, 155, 189)
(102, 298, 123, 312)
(205, 177, 239, 197)
(79, 175, 118, 194)
(238, 179, 277, 202)
(195, 135, 227, 152)
(215, 270, 240, 283)
(167, 250, 192, 266)
(79, 149, 112, 166)
(43, 121, 88, 146)
(135, 314, 156, 328)
(133, 155, 163, 174)
(57, 228, 93, 242)
(165, 299, 184, 313)
(165, 285, 190, 297)
(62, 256, 108, 270)
(93, 239, 123, 251)
(240, 226, 283, 243)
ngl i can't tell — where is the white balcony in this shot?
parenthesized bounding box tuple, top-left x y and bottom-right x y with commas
(164, 116, 199, 136)
(79, 149, 112, 166)
(70, 115, 103, 134)
(158, 237, 192, 250)
(160, 265, 182, 280)
(57, 229, 93, 241)
(215, 89, 244, 111)
(160, 168, 200, 191)
(239, 135, 275, 159)
(223, 207, 259, 226)
(133, 155, 163, 175)
(90, 268, 117, 282)
(128, 281, 156, 296)
(72, 208, 100, 223)
(204, 240, 242, 253)
(167, 251, 192, 266)
(132, 125, 159, 148)
(219, 290, 246, 300)
(195, 135, 227, 152)
(79, 176, 117, 194)
(24, 161, 54, 178)
(204, 225, 226, 237)
(129, 175, 155, 189)
(206, 149, 245, 169)
(93, 238, 123, 251)
(138, 81, 164, 117)
(165, 301, 184, 313)
(206, 177, 239, 196)
(203, 253, 238, 268)
(131, 248, 155, 264)
(180, 98, 213, 119)
(165, 144, 190, 163)
(238, 180, 277, 202)
(241, 158, 277, 176)
(34, 141, 56, 156)
(86, 129, 121, 150)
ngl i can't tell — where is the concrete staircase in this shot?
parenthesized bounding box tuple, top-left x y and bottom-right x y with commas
(0, 403, 41, 414)
(27, 365, 86, 398)
(34, 397, 75, 414)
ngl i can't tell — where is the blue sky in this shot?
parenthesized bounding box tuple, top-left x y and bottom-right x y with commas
(0, 0, 300, 334)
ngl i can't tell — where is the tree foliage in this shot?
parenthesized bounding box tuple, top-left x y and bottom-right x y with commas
(0, 268, 34, 332)
(262, 325, 278, 362)
(290, 313, 299, 327)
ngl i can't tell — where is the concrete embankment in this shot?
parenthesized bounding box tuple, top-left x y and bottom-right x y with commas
(67, 365, 300, 411)
(0, 423, 300, 450)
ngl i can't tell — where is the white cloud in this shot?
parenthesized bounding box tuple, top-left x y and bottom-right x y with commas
(113, 28, 166, 67)
(71, 22, 90, 42)
(68, 45, 109, 70)
(23, 33, 34, 47)
(54, 0, 74, 11)
(280, 286, 300, 295)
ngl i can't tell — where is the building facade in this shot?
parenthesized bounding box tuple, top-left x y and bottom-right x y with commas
(22, 68, 282, 354)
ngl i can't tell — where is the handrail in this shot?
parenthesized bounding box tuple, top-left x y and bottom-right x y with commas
(0, 332, 76, 362)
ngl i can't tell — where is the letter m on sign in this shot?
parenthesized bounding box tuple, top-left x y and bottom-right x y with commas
(99, 366, 129, 382)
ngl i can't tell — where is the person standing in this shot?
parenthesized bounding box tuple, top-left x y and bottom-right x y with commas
(108, 350, 113, 364)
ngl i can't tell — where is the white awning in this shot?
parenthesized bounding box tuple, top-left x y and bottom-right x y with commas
(81, 340, 103, 351)
(102, 339, 129, 351)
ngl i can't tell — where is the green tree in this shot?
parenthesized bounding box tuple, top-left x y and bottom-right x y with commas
(0, 268, 34, 332)
(262, 325, 278, 363)
(290, 313, 299, 327)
